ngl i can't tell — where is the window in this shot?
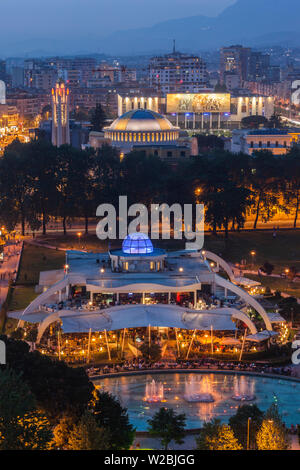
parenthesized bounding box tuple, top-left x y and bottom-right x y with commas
(123, 262, 129, 271)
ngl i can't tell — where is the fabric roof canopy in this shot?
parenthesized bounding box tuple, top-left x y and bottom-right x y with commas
(246, 330, 278, 343)
(57, 304, 237, 334)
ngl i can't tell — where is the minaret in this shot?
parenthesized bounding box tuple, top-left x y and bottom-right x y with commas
(51, 80, 70, 146)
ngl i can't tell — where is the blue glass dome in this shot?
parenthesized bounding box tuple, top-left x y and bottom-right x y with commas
(122, 233, 153, 254)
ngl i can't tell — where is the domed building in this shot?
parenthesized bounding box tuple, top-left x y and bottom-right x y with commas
(103, 109, 180, 149)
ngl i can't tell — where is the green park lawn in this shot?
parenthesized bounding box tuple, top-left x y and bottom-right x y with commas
(17, 243, 65, 285)
(203, 230, 300, 274)
(8, 286, 38, 311)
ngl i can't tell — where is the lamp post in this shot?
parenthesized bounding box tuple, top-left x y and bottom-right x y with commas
(247, 417, 252, 450)
(77, 231, 82, 249)
(250, 250, 256, 269)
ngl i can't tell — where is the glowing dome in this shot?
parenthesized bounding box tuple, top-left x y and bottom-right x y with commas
(122, 233, 154, 254)
(104, 109, 179, 146)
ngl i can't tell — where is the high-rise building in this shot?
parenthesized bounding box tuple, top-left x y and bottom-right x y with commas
(149, 47, 207, 94)
(51, 80, 70, 146)
(220, 45, 251, 84)
(247, 52, 270, 81)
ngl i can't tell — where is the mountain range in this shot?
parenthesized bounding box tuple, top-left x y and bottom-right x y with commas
(100, 0, 300, 54)
(3, 0, 300, 57)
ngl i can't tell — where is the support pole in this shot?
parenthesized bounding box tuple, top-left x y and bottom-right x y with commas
(87, 327, 92, 363)
(121, 328, 126, 356)
(58, 330, 61, 361)
(105, 329, 111, 361)
(239, 328, 247, 362)
(175, 328, 180, 357)
(148, 324, 151, 360)
(186, 329, 197, 360)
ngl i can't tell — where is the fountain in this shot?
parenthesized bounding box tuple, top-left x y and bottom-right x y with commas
(144, 379, 164, 403)
(183, 376, 215, 403)
(231, 376, 256, 401)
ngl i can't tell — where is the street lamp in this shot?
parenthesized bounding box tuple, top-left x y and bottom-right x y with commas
(250, 250, 256, 268)
(77, 232, 82, 248)
(247, 417, 252, 450)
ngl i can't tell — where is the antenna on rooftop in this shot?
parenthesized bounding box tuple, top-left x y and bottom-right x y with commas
(173, 39, 176, 54)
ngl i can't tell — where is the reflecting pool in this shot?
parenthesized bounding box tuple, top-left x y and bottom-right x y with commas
(94, 372, 300, 431)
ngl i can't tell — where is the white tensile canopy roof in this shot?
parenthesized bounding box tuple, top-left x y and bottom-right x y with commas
(56, 304, 237, 334)
(246, 330, 278, 343)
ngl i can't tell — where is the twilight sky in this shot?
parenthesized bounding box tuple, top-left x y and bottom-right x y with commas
(0, 0, 235, 36)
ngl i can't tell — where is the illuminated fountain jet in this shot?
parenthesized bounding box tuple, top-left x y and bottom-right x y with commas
(144, 379, 164, 403)
(231, 376, 256, 402)
(183, 375, 215, 403)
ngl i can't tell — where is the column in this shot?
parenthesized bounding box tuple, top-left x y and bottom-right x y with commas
(168, 292, 171, 304)
(201, 113, 204, 130)
(58, 290, 62, 302)
(218, 113, 221, 129)
(193, 113, 196, 130)
(209, 113, 213, 130)
(194, 291, 197, 307)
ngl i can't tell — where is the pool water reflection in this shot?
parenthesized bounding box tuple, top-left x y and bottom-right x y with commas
(94, 372, 300, 431)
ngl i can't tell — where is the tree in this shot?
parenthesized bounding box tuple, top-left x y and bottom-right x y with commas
(120, 151, 169, 207)
(2, 335, 94, 423)
(283, 148, 300, 228)
(139, 341, 162, 362)
(229, 404, 263, 449)
(51, 414, 76, 450)
(195, 419, 221, 450)
(241, 115, 268, 129)
(0, 368, 52, 450)
(256, 404, 290, 450)
(92, 390, 135, 450)
(208, 424, 243, 450)
(250, 150, 281, 229)
(267, 113, 282, 129)
(147, 407, 186, 450)
(256, 420, 289, 450)
(260, 261, 274, 276)
(0, 140, 34, 235)
(67, 411, 109, 450)
(10, 327, 24, 340)
(197, 152, 252, 236)
(90, 104, 106, 132)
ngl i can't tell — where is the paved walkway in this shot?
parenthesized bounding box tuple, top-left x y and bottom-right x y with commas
(0, 242, 23, 307)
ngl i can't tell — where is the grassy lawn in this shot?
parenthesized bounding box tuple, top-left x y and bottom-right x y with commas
(203, 230, 300, 274)
(246, 274, 300, 298)
(8, 285, 38, 311)
(17, 243, 65, 285)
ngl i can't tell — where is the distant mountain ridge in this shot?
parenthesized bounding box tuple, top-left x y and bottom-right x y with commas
(99, 0, 300, 54)
(2, 0, 300, 56)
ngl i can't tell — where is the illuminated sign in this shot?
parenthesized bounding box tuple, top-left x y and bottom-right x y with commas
(167, 93, 231, 113)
